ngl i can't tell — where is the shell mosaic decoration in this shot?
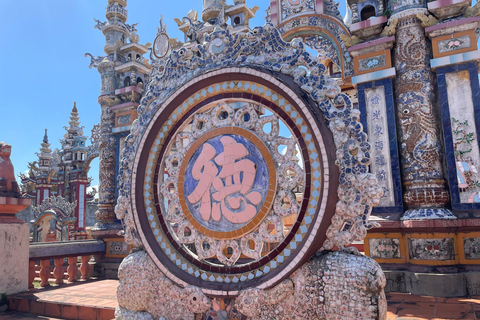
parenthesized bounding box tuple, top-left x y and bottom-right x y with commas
(115, 11, 385, 318)
(162, 101, 306, 267)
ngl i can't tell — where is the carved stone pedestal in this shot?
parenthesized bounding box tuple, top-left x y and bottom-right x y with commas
(0, 197, 31, 295)
(115, 250, 386, 320)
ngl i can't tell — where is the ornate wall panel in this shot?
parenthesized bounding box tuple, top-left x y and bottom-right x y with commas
(438, 62, 480, 212)
(358, 79, 403, 214)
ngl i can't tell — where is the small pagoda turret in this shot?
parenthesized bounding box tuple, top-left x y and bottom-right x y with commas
(57, 102, 89, 238)
(34, 130, 54, 206)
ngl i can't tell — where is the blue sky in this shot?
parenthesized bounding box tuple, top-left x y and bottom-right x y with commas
(0, 0, 354, 189)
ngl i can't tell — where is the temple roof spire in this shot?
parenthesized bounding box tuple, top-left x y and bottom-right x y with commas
(38, 129, 52, 156)
(43, 129, 49, 144)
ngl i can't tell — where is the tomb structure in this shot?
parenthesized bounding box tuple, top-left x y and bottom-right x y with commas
(113, 0, 387, 319)
(83, 0, 480, 305)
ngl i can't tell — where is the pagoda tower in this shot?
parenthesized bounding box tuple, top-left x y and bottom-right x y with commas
(86, 0, 151, 238)
(34, 130, 53, 206)
(58, 103, 89, 238)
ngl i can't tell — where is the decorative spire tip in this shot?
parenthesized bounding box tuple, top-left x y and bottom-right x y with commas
(43, 129, 48, 144)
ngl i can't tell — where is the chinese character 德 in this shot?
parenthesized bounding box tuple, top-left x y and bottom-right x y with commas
(187, 136, 262, 224)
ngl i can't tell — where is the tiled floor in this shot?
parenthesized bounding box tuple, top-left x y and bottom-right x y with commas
(2, 280, 117, 320)
(1, 280, 478, 319)
(8, 280, 118, 309)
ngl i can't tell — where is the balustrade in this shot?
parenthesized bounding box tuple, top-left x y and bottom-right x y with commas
(28, 240, 105, 289)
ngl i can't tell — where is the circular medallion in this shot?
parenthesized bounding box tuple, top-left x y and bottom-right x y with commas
(178, 128, 276, 239)
(132, 70, 338, 295)
(153, 33, 170, 58)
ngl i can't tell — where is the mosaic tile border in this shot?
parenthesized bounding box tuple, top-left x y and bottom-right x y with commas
(276, 14, 354, 78)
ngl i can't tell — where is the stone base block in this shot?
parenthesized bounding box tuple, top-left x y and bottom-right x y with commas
(93, 261, 122, 280)
(384, 270, 480, 297)
(0, 222, 29, 295)
(115, 250, 387, 320)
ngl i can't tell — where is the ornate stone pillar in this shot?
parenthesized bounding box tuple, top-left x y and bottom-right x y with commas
(93, 102, 120, 236)
(393, 12, 453, 219)
(92, 61, 122, 237)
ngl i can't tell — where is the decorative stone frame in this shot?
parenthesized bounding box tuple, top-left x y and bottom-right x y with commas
(116, 23, 383, 294)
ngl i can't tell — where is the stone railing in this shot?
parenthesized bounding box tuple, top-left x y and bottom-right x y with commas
(28, 240, 105, 288)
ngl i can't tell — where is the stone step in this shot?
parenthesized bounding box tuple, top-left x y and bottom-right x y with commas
(7, 297, 114, 320)
(0, 310, 64, 319)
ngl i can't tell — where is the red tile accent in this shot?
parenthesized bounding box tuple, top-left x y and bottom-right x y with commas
(43, 302, 61, 318)
(59, 304, 79, 319)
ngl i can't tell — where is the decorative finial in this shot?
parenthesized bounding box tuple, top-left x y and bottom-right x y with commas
(73, 101, 78, 113)
(43, 129, 48, 144)
(202, 0, 223, 22)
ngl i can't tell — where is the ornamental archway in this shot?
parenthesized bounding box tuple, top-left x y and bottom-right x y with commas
(269, 1, 355, 80)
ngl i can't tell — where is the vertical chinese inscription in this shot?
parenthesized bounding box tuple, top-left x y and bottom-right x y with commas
(365, 87, 395, 207)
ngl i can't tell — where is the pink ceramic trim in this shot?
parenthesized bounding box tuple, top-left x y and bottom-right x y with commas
(425, 16, 480, 33)
(315, 0, 323, 14)
(109, 101, 139, 111)
(270, 0, 278, 26)
(428, 0, 470, 10)
(349, 16, 388, 32)
(348, 36, 395, 52)
(114, 85, 144, 95)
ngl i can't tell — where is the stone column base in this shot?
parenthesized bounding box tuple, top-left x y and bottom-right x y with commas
(401, 208, 456, 220)
(0, 222, 29, 295)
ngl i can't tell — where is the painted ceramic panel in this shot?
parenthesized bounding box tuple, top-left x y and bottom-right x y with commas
(438, 35, 472, 54)
(117, 114, 132, 126)
(359, 55, 386, 72)
(365, 87, 395, 206)
(446, 70, 480, 203)
(369, 238, 401, 259)
(463, 237, 480, 260)
(408, 238, 455, 260)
